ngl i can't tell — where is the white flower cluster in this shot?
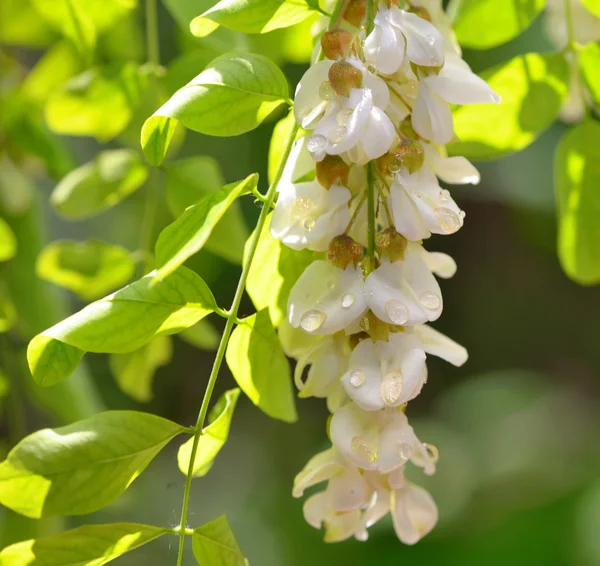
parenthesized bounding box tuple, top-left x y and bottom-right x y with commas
(271, 0, 500, 544)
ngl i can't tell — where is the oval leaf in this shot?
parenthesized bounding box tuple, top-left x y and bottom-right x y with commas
(556, 118, 600, 285)
(141, 53, 289, 165)
(36, 240, 136, 300)
(581, 0, 600, 17)
(156, 174, 258, 279)
(51, 149, 148, 219)
(193, 516, 246, 566)
(226, 309, 297, 422)
(0, 522, 169, 566)
(191, 0, 318, 37)
(178, 388, 240, 477)
(449, 52, 569, 160)
(28, 267, 217, 386)
(580, 42, 600, 107)
(453, 0, 548, 49)
(0, 217, 17, 262)
(0, 411, 185, 518)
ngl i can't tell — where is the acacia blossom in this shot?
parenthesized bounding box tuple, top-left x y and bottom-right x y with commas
(271, 0, 499, 544)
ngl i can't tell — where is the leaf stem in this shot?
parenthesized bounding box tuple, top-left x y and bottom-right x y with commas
(366, 161, 377, 270)
(565, 0, 576, 52)
(145, 0, 160, 67)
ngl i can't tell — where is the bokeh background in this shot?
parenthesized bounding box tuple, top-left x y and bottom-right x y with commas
(1, 1, 600, 565)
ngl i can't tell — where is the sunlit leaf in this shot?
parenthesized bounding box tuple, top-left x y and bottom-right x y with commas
(0, 0, 56, 47)
(51, 149, 148, 219)
(555, 118, 600, 285)
(0, 156, 34, 216)
(36, 240, 136, 300)
(449, 52, 569, 160)
(156, 174, 258, 278)
(581, 0, 600, 17)
(193, 516, 246, 566)
(0, 289, 17, 334)
(165, 157, 249, 265)
(27, 267, 217, 386)
(179, 318, 220, 350)
(226, 309, 297, 422)
(191, 0, 319, 37)
(141, 53, 289, 166)
(580, 42, 600, 106)
(0, 523, 169, 566)
(453, 0, 547, 49)
(0, 411, 185, 518)
(268, 110, 297, 184)
(178, 388, 240, 477)
(246, 213, 313, 327)
(0, 218, 17, 262)
(110, 336, 173, 403)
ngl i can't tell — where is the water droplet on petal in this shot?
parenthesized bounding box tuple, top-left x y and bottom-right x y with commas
(290, 197, 315, 220)
(381, 369, 403, 405)
(349, 369, 366, 387)
(399, 442, 413, 460)
(385, 300, 409, 325)
(327, 280, 336, 290)
(328, 126, 347, 144)
(303, 217, 316, 231)
(319, 81, 336, 101)
(426, 34, 436, 46)
(388, 156, 403, 173)
(423, 442, 439, 463)
(419, 291, 441, 310)
(355, 529, 369, 542)
(336, 108, 354, 127)
(439, 189, 450, 202)
(300, 310, 327, 332)
(351, 436, 378, 462)
(342, 293, 355, 308)
(434, 207, 461, 234)
(307, 135, 327, 155)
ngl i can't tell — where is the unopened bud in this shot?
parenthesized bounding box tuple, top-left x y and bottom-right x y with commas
(329, 61, 362, 97)
(379, 139, 424, 175)
(321, 29, 354, 60)
(328, 234, 363, 269)
(411, 7, 432, 22)
(344, 0, 366, 27)
(316, 155, 350, 189)
(359, 311, 390, 342)
(376, 227, 407, 262)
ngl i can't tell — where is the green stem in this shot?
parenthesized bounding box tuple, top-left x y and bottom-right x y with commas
(565, 0, 576, 52)
(366, 161, 376, 269)
(145, 0, 160, 67)
(366, 0, 376, 35)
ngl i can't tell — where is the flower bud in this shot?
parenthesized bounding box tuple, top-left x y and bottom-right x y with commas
(376, 227, 407, 262)
(328, 234, 363, 269)
(359, 310, 390, 342)
(378, 139, 424, 176)
(316, 155, 350, 189)
(321, 29, 354, 60)
(328, 61, 362, 97)
(343, 0, 366, 27)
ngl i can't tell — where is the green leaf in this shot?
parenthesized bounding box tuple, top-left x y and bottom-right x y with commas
(555, 118, 600, 285)
(268, 110, 296, 184)
(226, 309, 297, 422)
(581, 0, 600, 17)
(178, 388, 240, 477)
(141, 53, 289, 166)
(193, 516, 246, 566)
(27, 267, 217, 386)
(0, 155, 34, 216)
(191, 0, 319, 37)
(0, 218, 17, 262)
(580, 42, 600, 106)
(156, 174, 258, 279)
(0, 291, 17, 334)
(453, 0, 547, 49)
(110, 336, 173, 402)
(246, 213, 313, 327)
(51, 149, 148, 219)
(0, 0, 56, 47)
(36, 240, 136, 300)
(0, 522, 168, 566)
(0, 411, 185, 518)
(449, 52, 569, 160)
(165, 157, 249, 265)
(179, 318, 220, 350)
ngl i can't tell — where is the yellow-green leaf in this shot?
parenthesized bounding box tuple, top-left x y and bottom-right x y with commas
(193, 516, 246, 566)
(581, 0, 600, 17)
(179, 318, 220, 350)
(580, 42, 600, 106)
(0, 218, 17, 262)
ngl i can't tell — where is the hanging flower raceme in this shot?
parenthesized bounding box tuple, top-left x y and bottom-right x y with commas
(272, 0, 499, 546)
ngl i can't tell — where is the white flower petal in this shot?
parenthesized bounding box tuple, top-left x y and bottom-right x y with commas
(392, 483, 438, 545)
(413, 324, 468, 367)
(299, 337, 348, 398)
(324, 509, 363, 542)
(412, 78, 454, 145)
(364, 14, 406, 75)
(304, 492, 329, 528)
(293, 448, 344, 498)
(294, 60, 335, 129)
(421, 250, 457, 279)
(361, 106, 397, 160)
(327, 467, 371, 511)
(391, 9, 444, 67)
(423, 143, 480, 185)
(389, 184, 431, 241)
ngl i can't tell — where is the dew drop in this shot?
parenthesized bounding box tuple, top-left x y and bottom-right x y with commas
(342, 293, 355, 308)
(349, 369, 366, 387)
(319, 80, 336, 101)
(300, 310, 327, 332)
(399, 442, 413, 460)
(423, 442, 440, 463)
(381, 370, 403, 405)
(327, 279, 336, 290)
(434, 207, 461, 234)
(303, 217, 316, 231)
(290, 197, 315, 220)
(336, 108, 354, 127)
(385, 300, 409, 325)
(388, 156, 403, 173)
(328, 126, 347, 144)
(426, 34, 436, 46)
(351, 436, 378, 462)
(306, 134, 327, 155)
(419, 291, 441, 310)
(355, 529, 369, 542)
(439, 189, 450, 202)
